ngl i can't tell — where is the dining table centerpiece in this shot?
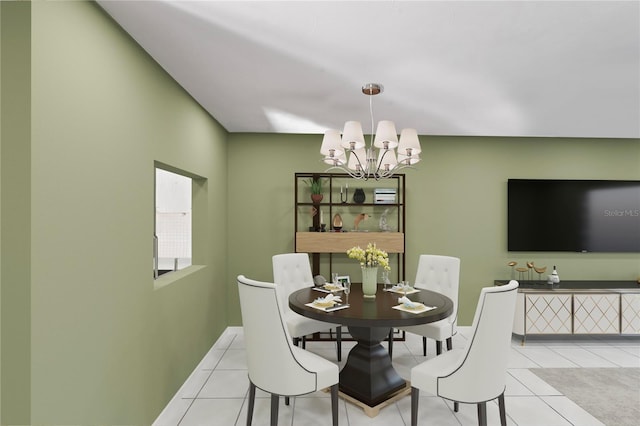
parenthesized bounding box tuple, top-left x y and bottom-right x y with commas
(346, 242, 391, 298)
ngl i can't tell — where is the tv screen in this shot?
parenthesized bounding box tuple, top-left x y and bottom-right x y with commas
(508, 179, 640, 252)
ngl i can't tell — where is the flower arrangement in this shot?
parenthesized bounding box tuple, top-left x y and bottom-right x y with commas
(346, 242, 391, 271)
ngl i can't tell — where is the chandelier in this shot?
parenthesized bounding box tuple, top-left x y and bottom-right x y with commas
(320, 83, 421, 180)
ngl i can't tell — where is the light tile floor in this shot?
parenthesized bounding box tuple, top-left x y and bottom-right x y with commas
(154, 327, 640, 425)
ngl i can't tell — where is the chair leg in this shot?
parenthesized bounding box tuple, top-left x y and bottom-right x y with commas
(477, 401, 487, 426)
(285, 396, 290, 406)
(293, 337, 300, 347)
(388, 329, 394, 359)
(301, 336, 306, 349)
(331, 384, 339, 426)
(270, 394, 279, 426)
(422, 336, 427, 356)
(436, 340, 442, 355)
(411, 387, 419, 426)
(498, 392, 507, 426)
(336, 326, 342, 362)
(247, 381, 256, 426)
(446, 336, 452, 351)
(454, 401, 459, 412)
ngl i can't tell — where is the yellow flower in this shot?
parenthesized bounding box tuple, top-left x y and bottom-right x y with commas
(346, 242, 391, 271)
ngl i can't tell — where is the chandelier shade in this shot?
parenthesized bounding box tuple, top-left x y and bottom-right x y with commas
(398, 128, 421, 155)
(320, 83, 421, 180)
(341, 121, 366, 150)
(347, 148, 367, 171)
(377, 147, 398, 171)
(320, 129, 344, 156)
(373, 120, 399, 149)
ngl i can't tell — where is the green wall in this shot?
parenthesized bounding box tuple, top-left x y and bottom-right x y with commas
(226, 134, 640, 326)
(2, 1, 228, 424)
(1, 2, 32, 422)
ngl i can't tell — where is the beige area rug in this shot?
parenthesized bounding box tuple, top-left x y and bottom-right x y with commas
(530, 368, 640, 426)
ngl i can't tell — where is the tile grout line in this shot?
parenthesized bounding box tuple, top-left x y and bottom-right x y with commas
(177, 333, 238, 425)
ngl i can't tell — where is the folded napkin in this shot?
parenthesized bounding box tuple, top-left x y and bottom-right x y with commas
(323, 283, 344, 291)
(314, 293, 342, 306)
(398, 296, 419, 309)
(390, 284, 417, 293)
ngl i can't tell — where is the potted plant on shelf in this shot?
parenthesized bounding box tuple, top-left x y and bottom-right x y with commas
(305, 178, 325, 203)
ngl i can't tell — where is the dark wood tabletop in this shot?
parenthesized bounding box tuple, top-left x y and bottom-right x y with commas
(288, 284, 453, 328)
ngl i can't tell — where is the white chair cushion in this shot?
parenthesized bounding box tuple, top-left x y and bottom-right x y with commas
(401, 318, 456, 342)
(285, 311, 341, 338)
(292, 346, 339, 391)
(411, 348, 464, 396)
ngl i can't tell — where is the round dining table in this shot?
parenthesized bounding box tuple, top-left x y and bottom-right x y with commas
(289, 283, 453, 411)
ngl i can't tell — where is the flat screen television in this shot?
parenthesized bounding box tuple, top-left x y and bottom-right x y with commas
(508, 179, 640, 252)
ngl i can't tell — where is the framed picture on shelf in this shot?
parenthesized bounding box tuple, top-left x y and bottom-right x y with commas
(336, 276, 350, 287)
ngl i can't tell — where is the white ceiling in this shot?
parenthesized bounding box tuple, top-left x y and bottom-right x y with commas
(97, 0, 640, 139)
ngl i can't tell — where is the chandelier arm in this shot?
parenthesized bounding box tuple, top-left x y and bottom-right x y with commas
(385, 163, 415, 177)
(325, 164, 365, 179)
(349, 149, 366, 174)
(375, 148, 392, 176)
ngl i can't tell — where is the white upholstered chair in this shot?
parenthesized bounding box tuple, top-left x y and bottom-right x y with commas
(410, 280, 519, 426)
(272, 253, 343, 361)
(237, 275, 339, 426)
(392, 255, 460, 358)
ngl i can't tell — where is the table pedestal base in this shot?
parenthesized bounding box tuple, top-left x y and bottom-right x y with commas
(339, 382, 411, 417)
(339, 326, 406, 408)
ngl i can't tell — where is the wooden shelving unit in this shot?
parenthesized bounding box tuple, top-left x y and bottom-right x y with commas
(294, 172, 406, 281)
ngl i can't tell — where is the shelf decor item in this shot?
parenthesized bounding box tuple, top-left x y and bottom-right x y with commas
(340, 184, 348, 203)
(508, 261, 517, 280)
(534, 265, 548, 281)
(353, 188, 366, 203)
(347, 243, 391, 298)
(354, 213, 369, 231)
(379, 208, 391, 231)
(304, 178, 325, 203)
(332, 213, 343, 231)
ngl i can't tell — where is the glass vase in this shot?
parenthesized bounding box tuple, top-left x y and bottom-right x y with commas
(361, 266, 378, 298)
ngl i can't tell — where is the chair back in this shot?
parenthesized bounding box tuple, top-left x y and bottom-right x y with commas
(272, 253, 314, 310)
(237, 275, 319, 396)
(438, 280, 519, 403)
(414, 255, 460, 327)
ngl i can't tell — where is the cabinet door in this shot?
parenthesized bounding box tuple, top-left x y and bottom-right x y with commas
(525, 293, 572, 334)
(512, 292, 525, 335)
(573, 294, 620, 334)
(621, 293, 640, 335)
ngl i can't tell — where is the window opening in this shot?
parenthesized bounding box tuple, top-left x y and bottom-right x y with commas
(154, 167, 192, 278)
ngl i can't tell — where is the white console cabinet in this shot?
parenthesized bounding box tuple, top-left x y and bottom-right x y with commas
(621, 293, 640, 334)
(519, 293, 572, 335)
(502, 280, 640, 343)
(573, 293, 620, 334)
